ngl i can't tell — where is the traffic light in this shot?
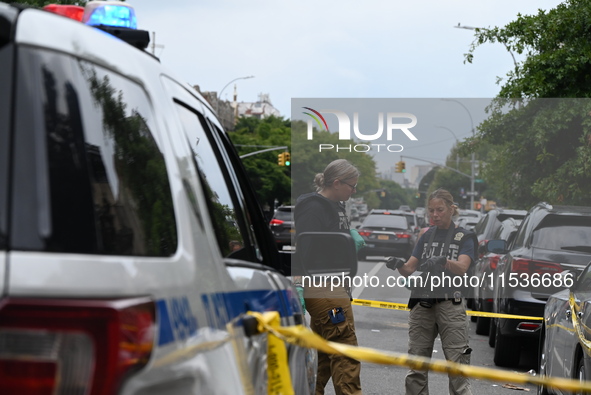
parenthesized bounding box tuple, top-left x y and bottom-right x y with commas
(284, 152, 291, 166)
(278, 152, 285, 166)
(400, 161, 406, 173)
(395, 161, 403, 173)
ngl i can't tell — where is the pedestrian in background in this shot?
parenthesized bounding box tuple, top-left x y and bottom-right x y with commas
(387, 188, 476, 395)
(295, 158, 363, 395)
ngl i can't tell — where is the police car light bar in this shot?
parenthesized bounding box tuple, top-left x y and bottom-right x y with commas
(43, 1, 150, 50)
(82, 1, 137, 29)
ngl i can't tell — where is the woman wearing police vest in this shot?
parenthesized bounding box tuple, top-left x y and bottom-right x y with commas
(387, 188, 476, 395)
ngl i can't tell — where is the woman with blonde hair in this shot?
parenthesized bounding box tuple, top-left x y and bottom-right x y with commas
(295, 158, 363, 395)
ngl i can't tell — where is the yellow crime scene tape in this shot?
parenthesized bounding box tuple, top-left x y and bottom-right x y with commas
(352, 298, 544, 320)
(246, 295, 589, 395)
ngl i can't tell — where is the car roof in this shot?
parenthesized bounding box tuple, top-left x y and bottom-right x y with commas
(370, 209, 415, 215)
(532, 203, 591, 216)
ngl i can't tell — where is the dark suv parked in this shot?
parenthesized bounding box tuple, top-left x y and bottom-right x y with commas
(489, 203, 591, 367)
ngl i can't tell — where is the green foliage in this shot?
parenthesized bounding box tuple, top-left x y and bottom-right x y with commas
(463, 0, 591, 208)
(377, 179, 416, 210)
(466, 0, 591, 99)
(229, 117, 384, 211)
(230, 115, 292, 211)
(84, 65, 177, 255)
(290, 120, 381, 205)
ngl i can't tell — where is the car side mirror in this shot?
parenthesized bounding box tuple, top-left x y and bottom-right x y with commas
(486, 239, 507, 254)
(293, 232, 358, 277)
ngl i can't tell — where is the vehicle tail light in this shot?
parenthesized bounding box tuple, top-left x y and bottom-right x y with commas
(358, 230, 372, 237)
(396, 233, 411, 239)
(516, 322, 541, 332)
(43, 4, 85, 21)
(0, 297, 155, 395)
(511, 258, 563, 275)
(488, 254, 500, 270)
(269, 219, 284, 226)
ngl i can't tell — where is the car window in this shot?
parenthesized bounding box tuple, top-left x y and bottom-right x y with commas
(12, 49, 178, 256)
(512, 215, 531, 249)
(474, 214, 488, 236)
(531, 216, 591, 252)
(362, 215, 408, 229)
(498, 213, 526, 222)
(575, 263, 591, 292)
(174, 103, 247, 258)
(274, 209, 293, 221)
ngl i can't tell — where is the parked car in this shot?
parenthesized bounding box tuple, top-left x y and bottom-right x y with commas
(472, 217, 522, 335)
(459, 208, 525, 310)
(457, 216, 479, 232)
(350, 206, 360, 221)
(459, 209, 482, 220)
(489, 203, 591, 368)
(474, 208, 527, 244)
(270, 205, 295, 248)
(538, 260, 591, 395)
(357, 210, 417, 260)
(473, 208, 528, 244)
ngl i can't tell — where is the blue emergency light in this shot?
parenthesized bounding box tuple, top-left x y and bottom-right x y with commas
(83, 2, 137, 29)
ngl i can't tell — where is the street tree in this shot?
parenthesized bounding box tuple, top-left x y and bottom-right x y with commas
(229, 116, 292, 213)
(290, 120, 381, 208)
(463, 0, 591, 208)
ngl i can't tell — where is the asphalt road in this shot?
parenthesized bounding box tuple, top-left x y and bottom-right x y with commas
(317, 259, 539, 395)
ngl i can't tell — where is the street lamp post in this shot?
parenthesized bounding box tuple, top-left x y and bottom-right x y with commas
(216, 75, 255, 113)
(435, 125, 460, 169)
(441, 99, 476, 209)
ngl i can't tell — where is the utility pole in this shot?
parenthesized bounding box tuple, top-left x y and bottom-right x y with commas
(150, 32, 164, 56)
(441, 99, 476, 210)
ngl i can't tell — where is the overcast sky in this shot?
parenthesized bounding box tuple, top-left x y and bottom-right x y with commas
(133, 0, 564, 172)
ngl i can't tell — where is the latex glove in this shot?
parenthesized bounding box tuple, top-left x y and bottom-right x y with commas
(350, 229, 367, 252)
(296, 286, 306, 315)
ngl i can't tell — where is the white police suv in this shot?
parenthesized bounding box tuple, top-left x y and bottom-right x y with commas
(0, 2, 356, 394)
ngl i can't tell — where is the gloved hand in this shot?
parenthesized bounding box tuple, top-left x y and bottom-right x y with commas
(419, 256, 447, 273)
(350, 229, 367, 252)
(385, 257, 406, 271)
